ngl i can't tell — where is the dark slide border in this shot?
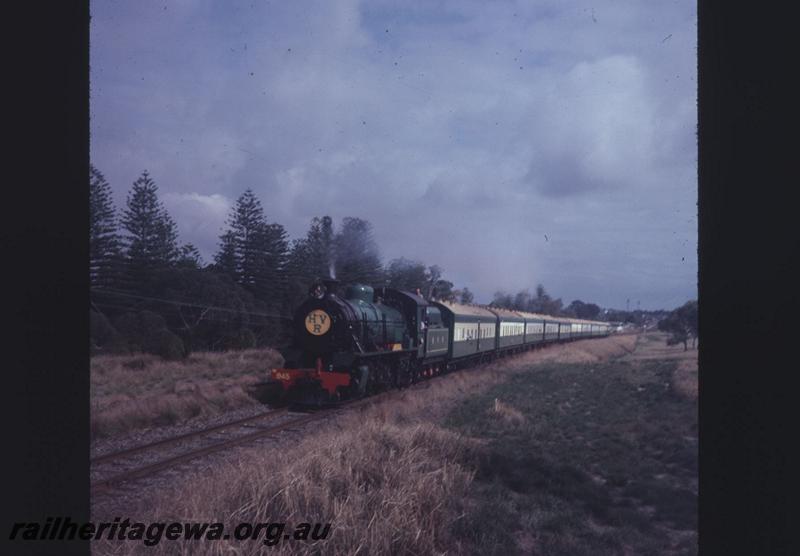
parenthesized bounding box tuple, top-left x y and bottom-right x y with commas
(698, 1, 796, 554)
(3, 1, 797, 554)
(3, 3, 90, 556)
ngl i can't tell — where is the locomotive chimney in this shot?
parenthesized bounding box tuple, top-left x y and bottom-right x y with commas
(322, 278, 340, 295)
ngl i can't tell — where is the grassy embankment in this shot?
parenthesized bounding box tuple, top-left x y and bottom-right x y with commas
(93, 334, 697, 555)
(90, 348, 282, 439)
(443, 332, 698, 554)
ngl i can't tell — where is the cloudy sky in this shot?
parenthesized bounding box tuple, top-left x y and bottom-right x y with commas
(90, 0, 696, 310)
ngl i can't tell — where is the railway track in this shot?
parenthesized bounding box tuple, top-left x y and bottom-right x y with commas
(91, 407, 290, 466)
(91, 408, 320, 496)
(91, 395, 390, 497)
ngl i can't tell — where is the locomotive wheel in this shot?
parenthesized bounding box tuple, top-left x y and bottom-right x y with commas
(396, 359, 412, 388)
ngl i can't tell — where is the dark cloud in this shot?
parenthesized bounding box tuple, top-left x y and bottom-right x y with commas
(90, 0, 696, 310)
(524, 150, 611, 198)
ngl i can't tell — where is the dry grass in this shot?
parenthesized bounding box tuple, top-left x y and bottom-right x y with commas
(622, 332, 697, 363)
(672, 358, 698, 400)
(491, 398, 526, 427)
(90, 348, 282, 439)
(92, 336, 637, 555)
(618, 332, 698, 401)
(95, 419, 484, 555)
(538, 334, 637, 365)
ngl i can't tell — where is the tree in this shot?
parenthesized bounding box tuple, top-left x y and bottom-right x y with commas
(460, 287, 474, 304)
(285, 237, 313, 309)
(421, 264, 458, 301)
(514, 290, 532, 312)
(566, 299, 601, 320)
(657, 300, 698, 350)
(679, 301, 699, 347)
(305, 216, 335, 280)
(214, 230, 237, 276)
(529, 284, 563, 315)
(214, 189, 289, 306)
(333, 217, 384, 285)
(386, 258, 429, 292)
(226, 189, 266, 287)
(177, 243, 203, 269)
(431, 279, 456, 301)
(283, 216, 337, 310)
(120, 171, 179, 288)
(89, 165, 122, 289)
(491, 291, 513, 309)
(252, 221, 289, 304)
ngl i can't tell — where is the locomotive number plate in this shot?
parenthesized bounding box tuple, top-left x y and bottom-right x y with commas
(274, 371, 291, 381)
(305, 309, 331, 335)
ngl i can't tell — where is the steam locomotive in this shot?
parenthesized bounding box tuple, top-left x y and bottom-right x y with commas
(271, 279, 611, 405)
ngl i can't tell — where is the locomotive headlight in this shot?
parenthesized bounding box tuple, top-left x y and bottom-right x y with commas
(305, 309, 332, 335)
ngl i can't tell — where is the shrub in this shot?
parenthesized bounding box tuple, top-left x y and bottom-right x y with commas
(218, 328, 258, 350)
(112, 311, 143, 342)
(90, 309, 117, 346)
(149, 328, 186, 361)
(175, 328, 194, 357)
(237, 328, 257, 349)
(90, 309, 129, 354)
(112, 310, 185, 359)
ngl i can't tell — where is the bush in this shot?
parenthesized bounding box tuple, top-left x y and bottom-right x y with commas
(257, 320, 291, 348)
(215, 328, 259, 351)
(175, 328, 194, 357)
(149, 328, 186, 360)
(111, 310, 185, 360)
(90, 309, 129, 354)
(113, 311, 141, 341)
(90, 309, 117, 346)
(237, 328, 257, 349)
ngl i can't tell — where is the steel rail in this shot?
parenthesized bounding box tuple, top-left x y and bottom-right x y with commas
(91, 394, 392, 495)
(91, 408, 290, 465)
(91, 410, 332, 495)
